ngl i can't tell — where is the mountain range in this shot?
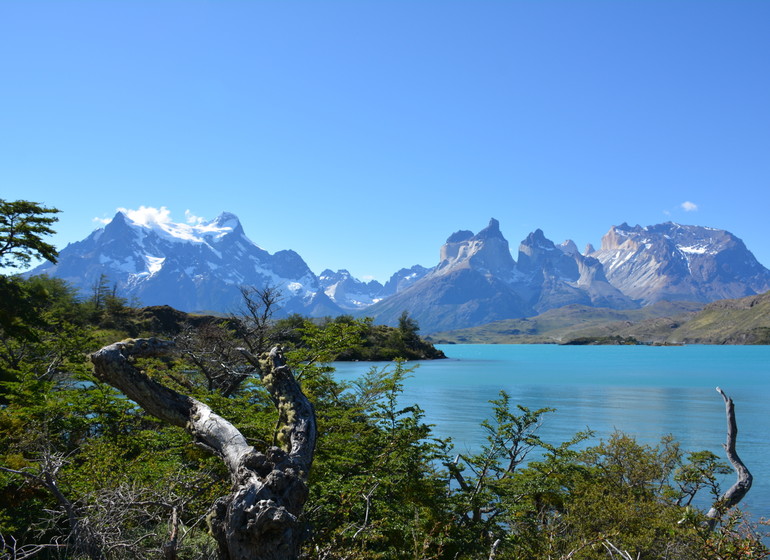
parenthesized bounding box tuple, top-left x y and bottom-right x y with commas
(30, 212, 770, 333)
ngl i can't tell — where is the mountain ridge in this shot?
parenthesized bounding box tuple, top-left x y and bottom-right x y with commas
(30, 212, 770, 332)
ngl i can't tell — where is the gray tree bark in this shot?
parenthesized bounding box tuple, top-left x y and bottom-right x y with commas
(90, 338, 316, 560)
(706, 387, 752, 529)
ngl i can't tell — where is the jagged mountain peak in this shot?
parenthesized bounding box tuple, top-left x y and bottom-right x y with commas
(209, 211, 244, 233)
(437, 218, 515, 276)
(318, 268, 385, 311)
(102, 210, 137, 237)
(559, 240, 579, 255)
(518, 229, 569, 274)
(522, 228, 554, 249)
(473, 218, 503, 240)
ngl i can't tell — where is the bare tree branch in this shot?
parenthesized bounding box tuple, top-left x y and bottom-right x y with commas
(706, 387, 753, 529)
(90, 338, 317, 560)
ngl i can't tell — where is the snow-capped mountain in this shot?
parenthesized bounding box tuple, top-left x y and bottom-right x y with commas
(318, 265, 433, 311)
(31, 211, 341, 316)
(318, 269, 385, 311)
(589, 222, 770, 305)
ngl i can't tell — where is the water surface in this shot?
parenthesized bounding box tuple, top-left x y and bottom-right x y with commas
(333, 344, 770, 516)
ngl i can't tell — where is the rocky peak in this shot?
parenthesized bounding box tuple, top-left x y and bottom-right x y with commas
(437, 218, 515, 277)
(210, 212, 244, 235)
(517, 229, 571, 275)
(558, 240, 579, 256)
(599, 223, 643, 251)
(473, 218, 504, 240)
(318, 268, 385, 311)
(380, 265, 431, 296)
(103, 211, 136, 237)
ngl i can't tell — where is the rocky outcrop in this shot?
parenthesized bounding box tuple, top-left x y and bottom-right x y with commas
(515, 229, 637, 313)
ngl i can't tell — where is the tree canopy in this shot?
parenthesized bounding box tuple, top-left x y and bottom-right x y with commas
(0, 199, 60, 270)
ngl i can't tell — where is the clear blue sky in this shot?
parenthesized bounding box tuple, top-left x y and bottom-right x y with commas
(3, 1, 769, 281)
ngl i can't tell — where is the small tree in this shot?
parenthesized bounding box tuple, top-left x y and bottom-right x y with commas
(0, 199, 59, 270)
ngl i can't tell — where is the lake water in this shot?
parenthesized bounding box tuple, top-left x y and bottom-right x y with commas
(333, 344, 770, 517)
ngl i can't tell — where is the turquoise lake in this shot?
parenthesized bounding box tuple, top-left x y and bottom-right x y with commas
(333, 344, 770, 517)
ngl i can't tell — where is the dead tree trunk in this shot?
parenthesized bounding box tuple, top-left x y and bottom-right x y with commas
(90, 338, 316, 560)
(706, 387, 752, 529)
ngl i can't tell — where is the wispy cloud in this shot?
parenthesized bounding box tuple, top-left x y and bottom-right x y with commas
(185, 209, 205, 225)
(118, 206, 173, 226)
(681, 201, 698, 212)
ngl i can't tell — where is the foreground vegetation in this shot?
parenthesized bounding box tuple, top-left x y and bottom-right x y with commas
(1, 272, 767, 559)
(1, 200, 767, 558)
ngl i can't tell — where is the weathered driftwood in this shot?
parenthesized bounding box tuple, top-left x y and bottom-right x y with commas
(706, 387, 752, 529)
(91, 338, 316, 560)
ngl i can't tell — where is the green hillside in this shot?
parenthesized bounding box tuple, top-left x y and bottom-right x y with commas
(666, 291, 770, 344)
(426, 295, 770, 345)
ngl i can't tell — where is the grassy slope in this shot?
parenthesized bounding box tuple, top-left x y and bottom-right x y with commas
(429, 291, 770, 344)
(427, 301, 704, 344)
(665, 291, 770, 344)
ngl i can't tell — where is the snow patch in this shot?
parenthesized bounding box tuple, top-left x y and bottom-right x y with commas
(678, 244, 712, 255)
(286, 282, 303, 294)
(146, 256, 165, 274)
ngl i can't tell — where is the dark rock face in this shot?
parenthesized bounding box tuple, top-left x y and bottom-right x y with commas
(515, 230, 636, 313)
(589, 222, 770, 305)
(380, 265, 431, 297)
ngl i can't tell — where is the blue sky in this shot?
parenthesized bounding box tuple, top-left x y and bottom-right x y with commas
(3, 1, 769, 281)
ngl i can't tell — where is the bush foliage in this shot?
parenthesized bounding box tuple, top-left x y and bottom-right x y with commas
(0, 274, 767, 560)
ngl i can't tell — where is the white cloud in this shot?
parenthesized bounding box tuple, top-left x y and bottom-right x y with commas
(681, 201, 698, 212)
(119, 206, 173, 226)
(93, 216, 111, 225)
(185, 209, 206, 225)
